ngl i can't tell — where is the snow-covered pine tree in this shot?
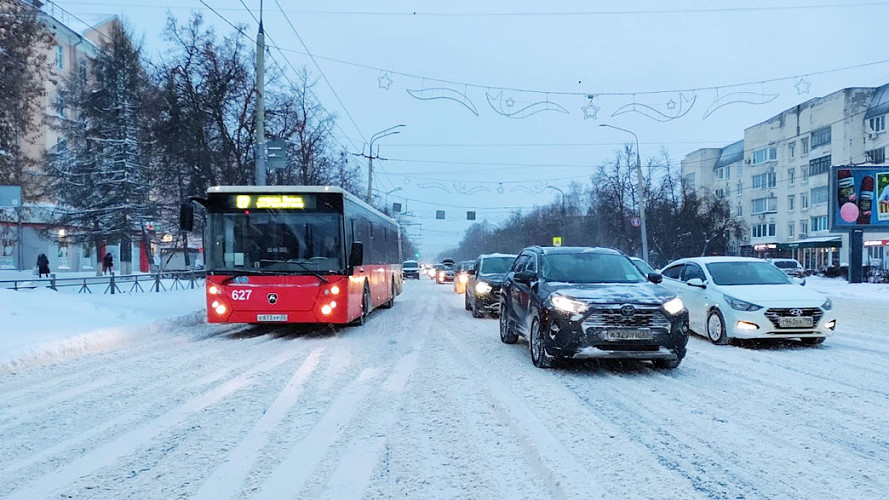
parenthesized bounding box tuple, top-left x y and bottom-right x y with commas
(46, 19, 153, 274)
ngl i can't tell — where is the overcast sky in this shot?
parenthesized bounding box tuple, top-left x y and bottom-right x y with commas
(53, 0, 889, 258)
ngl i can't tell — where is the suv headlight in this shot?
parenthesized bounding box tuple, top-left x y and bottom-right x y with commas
(475, 281, 493, 294)
(724, 294, 762, 311)
(662, 297, 684, 315)
(550, 294, 588, 314)
(821, 298, 832, 311)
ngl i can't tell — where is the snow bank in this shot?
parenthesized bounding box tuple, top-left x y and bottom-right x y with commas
(804, 275, 889, 301)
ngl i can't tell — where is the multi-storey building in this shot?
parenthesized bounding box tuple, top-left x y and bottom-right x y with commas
(682, 84, 889, 271)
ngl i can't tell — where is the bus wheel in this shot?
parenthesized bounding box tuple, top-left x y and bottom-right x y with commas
(381, 280, 395, 309)
(352, 283, 371, 326)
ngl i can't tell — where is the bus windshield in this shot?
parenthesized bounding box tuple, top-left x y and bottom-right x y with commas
(205, 212, 345, 274)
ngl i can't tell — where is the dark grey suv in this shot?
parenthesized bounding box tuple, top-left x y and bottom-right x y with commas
(465, 253, 516, 317)
(499, 246, 690, 369)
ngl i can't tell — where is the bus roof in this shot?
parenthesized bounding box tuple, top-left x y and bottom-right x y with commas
(206, 185, 398, 225)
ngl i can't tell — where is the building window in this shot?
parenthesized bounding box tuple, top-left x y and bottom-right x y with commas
(787, 195, 795, 211)
(801, 165, 809, 183)
(737, 180, 743, 196)
(752, 172, 777, 189)
(752, 223, 776, 238)
(788, 141, 796, 159)
(801, 193, 809, 210)
(810, 215, 829, 232)
(786, 167, 794, 186)
(684, 172, 695, 189)
(800, 220, 808, 235)
(55, 45, 64, 69)
(788, 223, 795, 237)
(78, 59, 88, 84)
(811, 186, 829, 205)
(801, 137, 809, 155)
(715, 166, 731, 180)
(808, 155, 831, 176)
(811, 126, 831, 148)
(752, 197, 777, 214)
(55, 94, 66, 118)
(866, 147, 885, 163)
(715, 188, 724, 198)
(736, 202, 742, 216)
(869, 115, 886, 134)
(753, 146, 777, 165)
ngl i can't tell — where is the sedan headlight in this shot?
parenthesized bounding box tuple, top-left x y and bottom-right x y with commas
(550, 294, 588, 314)
(662, 297, 685, 315)
(724, 294, 762, 311)
(475, 281, 493, 294)
(821, 298, 833, 311)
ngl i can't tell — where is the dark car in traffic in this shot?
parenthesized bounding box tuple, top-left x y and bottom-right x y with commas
(499, 246, 689, 369)
(465, 253, 516, 317)
(436, 259, 456, 284)
(402, 259, 421, 279)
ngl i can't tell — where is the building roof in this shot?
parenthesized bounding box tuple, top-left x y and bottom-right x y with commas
(865, 83, 889, 120)
(716, 140, 744, 168)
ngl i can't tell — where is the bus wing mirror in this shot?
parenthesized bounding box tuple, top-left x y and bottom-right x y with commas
(350, 242, 364, 267)
(179, 203, 194, 232)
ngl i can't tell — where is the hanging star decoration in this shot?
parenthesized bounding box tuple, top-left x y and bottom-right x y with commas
(795, 78, 811, 95)
(581, 95, 600, 120)
(666, 99, 677, 110)
(505, 97, 515, 108)
(378, 72, 394, 90)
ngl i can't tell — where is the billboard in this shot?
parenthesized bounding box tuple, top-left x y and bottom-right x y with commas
(830, 165, 889, 230)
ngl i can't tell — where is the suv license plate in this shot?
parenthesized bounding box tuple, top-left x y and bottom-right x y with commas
(778, 317, 813, 328)
(606, 329, 652, 340)
(257, 314, 288, 322)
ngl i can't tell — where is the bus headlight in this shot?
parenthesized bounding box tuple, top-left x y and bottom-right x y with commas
(215, 304, 227, 315)
(208, 285, 220, 295)
(330, 285, 340, 295)
(321, 304, 332, 315)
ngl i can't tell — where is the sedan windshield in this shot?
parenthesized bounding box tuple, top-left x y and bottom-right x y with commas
(206, 212, 344, 273)
(479, 257, 514, 274)
(543, 253, 645, 283)
(706, 261, 792, 285)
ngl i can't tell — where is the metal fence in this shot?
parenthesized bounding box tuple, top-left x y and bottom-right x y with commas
(0, 271, 206, 294)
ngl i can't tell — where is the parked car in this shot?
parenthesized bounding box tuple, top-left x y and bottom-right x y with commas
(402, 259, 421, 279)
(465, 253, 516, 317)
(630, 257, 656, 276)
(658, 257, 836, 345)
(453, 260, 476, 294)
(767, 258, 807, 278)
(436, 259, 456, 284)
(499, 246, 689, 369)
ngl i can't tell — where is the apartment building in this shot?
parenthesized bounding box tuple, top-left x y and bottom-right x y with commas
(682, 84, 889, 271)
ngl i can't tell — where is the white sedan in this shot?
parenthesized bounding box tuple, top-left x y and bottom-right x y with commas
(658, 257, 836, 345)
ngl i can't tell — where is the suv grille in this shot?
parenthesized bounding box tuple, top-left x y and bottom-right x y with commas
(764, 308, 822, 328)
(583, 305, 671, 329)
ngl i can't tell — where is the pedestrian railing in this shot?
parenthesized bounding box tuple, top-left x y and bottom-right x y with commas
(0, 270, 206, 294)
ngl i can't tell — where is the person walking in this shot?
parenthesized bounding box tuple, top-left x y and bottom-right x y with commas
(102, 252, 114, 274)
(37, 253, 50, 278)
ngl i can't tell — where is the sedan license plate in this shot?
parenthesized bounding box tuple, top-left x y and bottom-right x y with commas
(605, 329, 652, 341)
(256, 314, 288, 322)
(778, 316, 813, 328)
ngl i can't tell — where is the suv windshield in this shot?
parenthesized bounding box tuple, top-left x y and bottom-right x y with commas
(542, 253, 645, 283)
(479, 257, 514, 274)
(706, 261, 792, 285)
(402, 261, 419, 269)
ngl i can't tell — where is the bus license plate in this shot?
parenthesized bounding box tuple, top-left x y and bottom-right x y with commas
(779, 317, 813, 328)
(606, 329, 652, 340)
(257, 314, 288, 322)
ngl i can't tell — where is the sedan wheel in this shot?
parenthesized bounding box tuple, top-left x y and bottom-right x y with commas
(529, 318, 553, 368)
(707, 309, 730, 345)
(499, 298, 518, 344)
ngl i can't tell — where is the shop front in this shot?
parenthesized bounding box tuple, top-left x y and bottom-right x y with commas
(778, 236, 842, 271)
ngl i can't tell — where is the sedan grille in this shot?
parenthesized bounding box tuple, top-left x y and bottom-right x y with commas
(764, 308, 822, 328)
(582, 305, 672, 329)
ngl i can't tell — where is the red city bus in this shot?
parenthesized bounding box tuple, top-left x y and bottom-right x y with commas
(183, 186, 402, 325)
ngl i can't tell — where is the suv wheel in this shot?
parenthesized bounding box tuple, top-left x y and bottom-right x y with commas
(653, 349, 684, 370)
(529, 318, 553, 368)
(499, 297, 518, 344)
(707, 309, 730, 345)
(471, 298, 484, 318)
(464, 292, 472, 311)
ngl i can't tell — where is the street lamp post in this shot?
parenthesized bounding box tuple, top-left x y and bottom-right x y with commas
(546, 185, 565, 211)
(366, 124, 406, 203)
(599, 124, 649, 264)
(373, 187, 403, 212)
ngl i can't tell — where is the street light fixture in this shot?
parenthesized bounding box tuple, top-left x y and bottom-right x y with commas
(366, 124, 406, 203)
(599, 123, 649, 264)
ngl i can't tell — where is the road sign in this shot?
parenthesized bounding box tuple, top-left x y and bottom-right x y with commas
(266, 139, 287, 170)
(466, 211, 476, 220)
(631, 216, 641, 227)
(436, 210, 445, 220)
(0, 185, 22, 207)
(552, 236, 562, 247)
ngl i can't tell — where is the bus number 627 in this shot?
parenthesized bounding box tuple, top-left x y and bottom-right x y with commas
(231, 290, 252, 301)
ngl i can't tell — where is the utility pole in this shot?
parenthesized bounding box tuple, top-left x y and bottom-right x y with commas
(361, 125, 406, 203)
(254, 1, 266, 186)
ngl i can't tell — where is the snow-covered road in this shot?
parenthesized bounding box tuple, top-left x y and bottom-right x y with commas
(1, 278, 887, 499)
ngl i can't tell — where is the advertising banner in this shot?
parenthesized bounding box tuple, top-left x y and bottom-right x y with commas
(830, 165, 889, 230)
